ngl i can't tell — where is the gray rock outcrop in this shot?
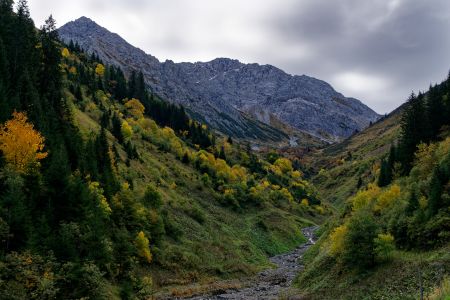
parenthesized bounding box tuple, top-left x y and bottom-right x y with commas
(59, 17, 380, 141)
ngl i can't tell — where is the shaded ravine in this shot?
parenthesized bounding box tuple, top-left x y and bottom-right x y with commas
(185, 226, 318, 300)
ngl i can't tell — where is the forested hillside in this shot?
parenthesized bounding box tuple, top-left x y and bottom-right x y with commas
(293, 75, 450, 299)
(0, 1, 327, 299)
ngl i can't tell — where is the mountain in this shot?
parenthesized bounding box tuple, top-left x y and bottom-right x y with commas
(58, 17, 380, 142)
(0, 9, 326, 299)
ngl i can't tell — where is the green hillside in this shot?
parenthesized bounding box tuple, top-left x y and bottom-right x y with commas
(0, 3, 327, 299)
(0, 1, 448, 299)
(291, 77, 450, 299)
(303, 106, 403, 206)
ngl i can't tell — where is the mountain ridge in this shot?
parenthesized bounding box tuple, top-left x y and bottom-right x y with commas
(58, 16, 380, 142)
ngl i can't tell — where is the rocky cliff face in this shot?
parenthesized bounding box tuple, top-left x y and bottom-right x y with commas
(59, 17, 380, 142)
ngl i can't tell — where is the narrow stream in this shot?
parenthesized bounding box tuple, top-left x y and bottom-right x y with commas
(186, 226, 318, 300)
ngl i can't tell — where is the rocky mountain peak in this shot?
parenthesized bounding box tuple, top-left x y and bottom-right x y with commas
(59, 17, 380, 142)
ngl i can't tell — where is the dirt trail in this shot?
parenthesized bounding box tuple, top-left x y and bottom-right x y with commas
(185, 226, 318, 300)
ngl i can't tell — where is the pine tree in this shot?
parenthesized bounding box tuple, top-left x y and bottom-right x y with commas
(0, 37, 10, 122)
(0, 0, 13, 12)
(39, 14, 63, 129)
(128, 70, 137, 98)
(75, 85, 83, 101)
(398, 92, 429, 174)
(44, 143, 72, 223)
(96, 127, 118, 197)
(182, 152, 190, 164)
(111, 113, 124, 143)
(114, 68, 127, 100)
(387, 144, 396, 169)
(0, 170, 28, 250)
(378, 159, 391, 187)
(357, 177, 363, 189)
(218, 145, 226, 160)
(135, 71, 146, 101)
(406, 188, 419, 215)
(428, 166, 444, 217)
(427, 84, 446, 139)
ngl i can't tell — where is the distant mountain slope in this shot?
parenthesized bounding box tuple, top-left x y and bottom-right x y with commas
(58, 17, 380, 141)
(304, 105, 404, 204)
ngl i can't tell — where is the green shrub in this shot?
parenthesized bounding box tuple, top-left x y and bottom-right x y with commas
(143, 184, 163, 209)
(342, 210, 379, 269)
(374, 233, 395, 261)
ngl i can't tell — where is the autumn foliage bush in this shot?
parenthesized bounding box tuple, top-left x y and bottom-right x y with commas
(0, 112, 48, 173)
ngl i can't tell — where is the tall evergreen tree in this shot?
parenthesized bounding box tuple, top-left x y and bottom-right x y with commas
(39, 15, 62, 103)
(378, 159, 391, 187)
(398, 92, 429, 174)
(128, 70, 137, 99)
(0, 37, 10, 122)
(427, 84, 446, 139)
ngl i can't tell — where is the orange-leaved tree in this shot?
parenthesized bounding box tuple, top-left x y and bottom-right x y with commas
(0, 111, 48, 173)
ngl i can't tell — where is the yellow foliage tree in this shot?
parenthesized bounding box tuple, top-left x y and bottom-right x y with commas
(138, 118, 158, 133)
(121, 120, 133, 141)
(162, 127, 176, 139)
(280, 187, 294, 203)
(95, 63, 105, 77)
(291, 170, 303, 179)
(0, 112, 48, 173)
(135, 231, 152, 263)
(231, 165, 247, 182)
(412, 143, 438, 180)
(374, 184, 401, 213)
(61, 47, 70, 58)
(329, 224, 348, 256)
(270, 164, 282, 176)
(351, 183, 381, 211)
(88, 181, 112, 217)
(125, 98, 145, 119)
(274, 158, 293, 174)
(170, 138, 184, 158)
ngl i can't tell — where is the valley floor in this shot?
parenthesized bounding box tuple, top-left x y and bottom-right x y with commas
(165, 226, 318, 300)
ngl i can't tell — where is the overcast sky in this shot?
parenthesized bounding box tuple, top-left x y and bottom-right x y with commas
(28, 0, 450, 114)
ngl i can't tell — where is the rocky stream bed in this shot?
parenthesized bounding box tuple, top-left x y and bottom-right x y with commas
(184, 226, 318, 300)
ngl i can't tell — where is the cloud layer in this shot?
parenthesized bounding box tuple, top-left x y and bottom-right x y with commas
(28, 0, 450, 113)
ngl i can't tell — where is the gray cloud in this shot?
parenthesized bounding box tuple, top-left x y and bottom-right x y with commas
(27, 0, 450, 113)
(266, 0, 450, 112)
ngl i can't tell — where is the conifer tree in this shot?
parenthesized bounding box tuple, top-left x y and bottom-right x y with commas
(427, 166, 445, 217)
(378, 159, 391, 187)
(406, 188, 419, 214)
(398, 92, 428, 174)
(0, 37, 9, 122)
(427, 84, 446, 139)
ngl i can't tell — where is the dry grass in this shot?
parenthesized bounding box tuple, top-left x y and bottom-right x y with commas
(167, 279, 245, 298)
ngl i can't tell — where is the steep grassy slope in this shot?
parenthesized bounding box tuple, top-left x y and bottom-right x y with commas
(61, 47, 329, 297)
(294, 243, 450, 300)
(293, 138, 450, 300)
(74, 104, 316, 283)
(289, 79, 450, 299)
(0, 12, 329, 297)
(305, 106, 403, 205)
